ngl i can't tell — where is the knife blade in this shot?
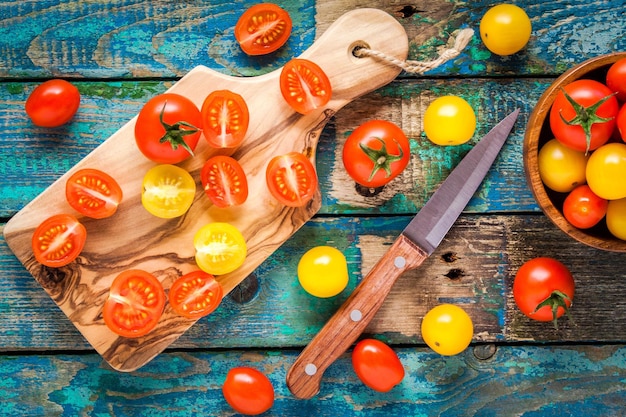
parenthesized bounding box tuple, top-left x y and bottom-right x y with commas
(286, 109, 520, 399)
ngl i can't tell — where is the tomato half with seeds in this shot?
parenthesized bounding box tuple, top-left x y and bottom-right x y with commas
(352, 339, 405, 392)
(280, 59, 332, 114)
(25, 79, 80, 127)
(169, 270, 223, 319)
(201, 155, 248, 208)
(32, 214, 87, 268)
(103, 269, 165, 338)
(342, 120, 411, 187)
(266, 152, 318, 207)
(135, 93, 202, 164)
(66, 168, 123, 219)
(223, 367, 274, 415)
(201, 90, 249, 149)
(194, 222, 247, 275)
(234, 3, 292, 56)
(141, 164, 196, 219)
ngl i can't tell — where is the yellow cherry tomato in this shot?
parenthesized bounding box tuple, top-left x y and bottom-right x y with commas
(297, 246, 349, 298)
(538, 139, 589, 193)
(606, 198, 626, 241)
(586, 143, 626, 200)
(142, 164, 196, 218)
(423, 96, 476, 146)
(480, 4, 532, 56)
(194, 222, 247, 275)
(421, 304, 473, 356)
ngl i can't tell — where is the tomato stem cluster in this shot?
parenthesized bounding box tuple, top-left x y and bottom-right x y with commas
(158, 101, 199, 157)
(534, 289, 573, 330)
(359, 137, 405, 182)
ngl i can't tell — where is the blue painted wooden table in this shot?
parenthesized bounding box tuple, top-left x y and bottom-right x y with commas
(1, 1, 626, 415)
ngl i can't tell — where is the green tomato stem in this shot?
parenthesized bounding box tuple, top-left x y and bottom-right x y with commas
(534, 289, 573, 330)
(359, 137, 404, 183)
(158, 101, 199, 157)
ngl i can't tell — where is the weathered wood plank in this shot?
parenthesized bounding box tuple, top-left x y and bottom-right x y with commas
(0, 78, 541, 218)
(1, 345, 625, 416)
(1, 1, 625, 79)
(3, 213, 626, 352)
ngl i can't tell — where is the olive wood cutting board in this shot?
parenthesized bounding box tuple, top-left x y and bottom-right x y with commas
(3, 8, 408, 371)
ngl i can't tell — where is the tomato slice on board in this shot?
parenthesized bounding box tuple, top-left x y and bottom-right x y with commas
(266, 152, 318, 207)
(103, 269, 166, 338)
(201, 155, 249, 208)
(279, 59, 332, 114)
(201, 90, 249, 149)
(65, 168, 123, 219)
(234, 3, 292, 56)
(194, 222, 247, 275)
(31, 214, 87, 268)
(169, 271, 224, 319)
(141, 164, 196, 219)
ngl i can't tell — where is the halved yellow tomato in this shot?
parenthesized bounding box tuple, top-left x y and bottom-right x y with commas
(141, 164, 196, 218)
(194, 222, 247, 275)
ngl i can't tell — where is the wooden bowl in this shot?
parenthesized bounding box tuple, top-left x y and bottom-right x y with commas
(524, 52, 626, 252)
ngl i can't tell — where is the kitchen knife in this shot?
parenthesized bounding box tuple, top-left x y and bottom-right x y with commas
(286, 109, 520, 399)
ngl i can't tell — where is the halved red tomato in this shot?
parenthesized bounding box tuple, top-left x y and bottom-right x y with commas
(279, 59, 332, 114)
(201, 90, 249, 148)
(32, 214, 87, 268)
(234, 3, 292, 56)
(103, 269, 166, 338)
(169, 270, 223, 319)
(266, 152, 318, 207)
(65, 168, 123, 219)
(201, 155, 248, 208)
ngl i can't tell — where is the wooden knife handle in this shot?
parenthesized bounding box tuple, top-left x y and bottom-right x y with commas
(286, 234, 428, 399)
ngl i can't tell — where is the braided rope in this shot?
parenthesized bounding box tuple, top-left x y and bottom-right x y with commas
(354, 28, 474, 74)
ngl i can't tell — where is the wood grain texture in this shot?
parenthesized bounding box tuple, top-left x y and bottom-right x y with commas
(3, 8, 409, 371)
(1, 345, 625, 416)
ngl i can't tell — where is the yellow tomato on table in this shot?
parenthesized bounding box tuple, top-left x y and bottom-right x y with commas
(480, 4, 532, 56)
(421, 304, 474, 356)
(423, 96, 476, 146)
(297, 246, 349, 298)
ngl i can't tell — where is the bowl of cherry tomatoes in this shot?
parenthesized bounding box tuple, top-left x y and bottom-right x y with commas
(524, 52, 626, 252)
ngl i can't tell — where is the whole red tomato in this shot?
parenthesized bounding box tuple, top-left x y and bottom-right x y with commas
(342, 120, 410, 188)
(617, 103, 626, 142)
(549, 79, 619, 153)
(352, 339, 404, 392)
(222, 367, 274, 415)
(513, 257, 575, 328)
(562, 184, 608, 229)
(25, 79, 80, 127)
(606, 57, 626, 102)
(134, 93, 202, 164)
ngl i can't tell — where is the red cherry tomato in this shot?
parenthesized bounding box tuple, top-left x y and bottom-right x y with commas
(134, 93, 202, 164)
(201, 90, 249, 148)
(513, 257, 575, 327)
(606, 57, 626, 102)
(103, 269, 165, 338)
(201, 155, 249, 208)
(352, 339, 405, 392)
(342, 120, 411, 188)
(222, 367, 274, 415)
(266, 152, 318, 207)
(169, 270, 223, 319)
(549, 79, 619, 153)
(65, 168, 123, 219)
(31, 214, 87, 268)
(234, 3, 292, 56)
(617, 103, 626, 142)
(25, 79, 80, 127)
(280, 59, 332, 114)
(562, 184, 608, 229)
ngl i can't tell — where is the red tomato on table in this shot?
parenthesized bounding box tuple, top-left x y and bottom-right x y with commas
(352, 339, 405, 392)
(134, 93, 202, 164)
(25, 79, 80, 127)
(31, 214, 87, 268)
(234, 3, 292, 56)
(103, 269, 166, 338)
(222, 367, 274, 415)
(513, 257, 575, 328)
(342, 120, 410, 188)
(66, 168, 123, 219)
(549, 79, 618, 153)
